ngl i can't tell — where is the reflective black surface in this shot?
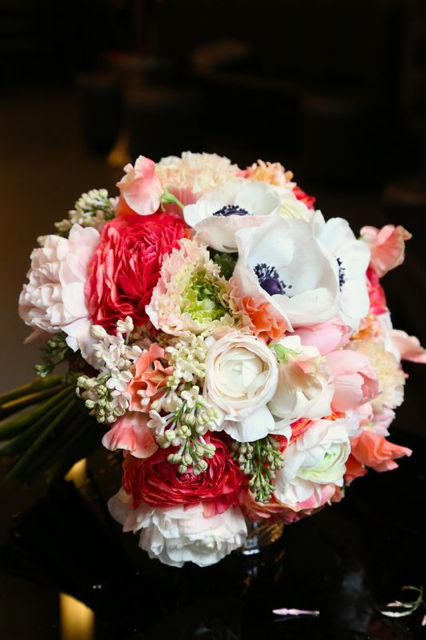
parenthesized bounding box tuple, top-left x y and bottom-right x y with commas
(0, 429, 425, 640)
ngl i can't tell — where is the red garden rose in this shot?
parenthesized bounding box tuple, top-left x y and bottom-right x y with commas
(85, 212, 189, 333)
(122, 435, 243, 517)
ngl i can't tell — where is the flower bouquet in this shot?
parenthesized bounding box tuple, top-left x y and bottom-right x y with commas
(1, 152, 425, 568)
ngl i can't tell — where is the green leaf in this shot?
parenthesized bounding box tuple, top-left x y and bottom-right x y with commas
(270, 343, 299, 363)
(210, 251, 238, 280)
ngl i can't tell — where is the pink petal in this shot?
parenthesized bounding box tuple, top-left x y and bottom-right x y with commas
(391, 330, 426, 364)
(116, 156, 162, 216)
(102, 412, 158, 458)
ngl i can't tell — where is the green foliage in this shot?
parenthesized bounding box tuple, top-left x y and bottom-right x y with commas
(210, 250, 238, 280)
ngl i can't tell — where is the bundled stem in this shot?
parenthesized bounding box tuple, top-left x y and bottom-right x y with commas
(3, 396, 77, 483)
(0, 375, 64, 407)
(0, 385, 74, 443)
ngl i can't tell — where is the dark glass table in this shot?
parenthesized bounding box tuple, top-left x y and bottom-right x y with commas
(0, 429, 425, 639)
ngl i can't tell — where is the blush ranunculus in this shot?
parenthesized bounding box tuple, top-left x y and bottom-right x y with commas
(204, 331, 279, 442)
(122, 435, 243, 516)
(85, 212, 189, 334)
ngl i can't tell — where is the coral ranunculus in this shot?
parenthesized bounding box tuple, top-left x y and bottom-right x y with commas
(85, 212, 189, 333)
(122, 435, 243, 516)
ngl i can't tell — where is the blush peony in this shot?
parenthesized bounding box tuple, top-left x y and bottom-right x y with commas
(85, 212, 189, 334)
(122, 435, 243, 516)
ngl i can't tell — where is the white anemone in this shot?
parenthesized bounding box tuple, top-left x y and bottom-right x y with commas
(183, 179, 281, 252)
(313, 213, 370, 331)
(232, 216, 339, 329)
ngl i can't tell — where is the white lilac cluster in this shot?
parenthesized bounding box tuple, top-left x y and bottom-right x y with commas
(55, 188, 118, 234)
(18, 151, 424, 569)
(150, 334, 222, 472)
(77, 317, 142, 424)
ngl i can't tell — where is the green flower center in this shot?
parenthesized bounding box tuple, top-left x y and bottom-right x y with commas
(181, 269, 229, 325)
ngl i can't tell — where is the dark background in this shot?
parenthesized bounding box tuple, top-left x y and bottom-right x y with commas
(0, 3, 426, 638)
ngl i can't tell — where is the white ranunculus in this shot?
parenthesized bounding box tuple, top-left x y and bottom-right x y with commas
(204, 332, 279, 442)
(232, 216, 339, 329)
(183, 179, 281, 252)
(108, 490, 247, 568)
(312, 213, 370, 331)
(268, 335, 333, 432)
(274, 414, 360, 508)
(18, 224, 99, 361)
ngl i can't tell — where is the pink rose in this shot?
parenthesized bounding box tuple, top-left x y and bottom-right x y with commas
(116, 156, 163, 216)
(361, 224, 412, 278)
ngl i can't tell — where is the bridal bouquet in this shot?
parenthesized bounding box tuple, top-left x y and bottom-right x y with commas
(2, 152, 425, 568)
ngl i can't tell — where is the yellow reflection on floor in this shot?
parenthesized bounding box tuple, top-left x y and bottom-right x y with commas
(65, 458, 87, 488)
(60, 593, 94, 640)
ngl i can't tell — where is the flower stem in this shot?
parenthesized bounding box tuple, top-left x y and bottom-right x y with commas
(0, 387, 75, 451)
(0, 385, 65, 420)
(3, 396, 77, 483)
(0, 375, 64, 406)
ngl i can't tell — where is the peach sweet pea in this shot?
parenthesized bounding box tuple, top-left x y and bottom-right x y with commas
(102, 412, 158, 459)
(391, 330, 426, 364)
(128, 344, 173, 412)
(350, 429, 412, 472)
(116, 155, 163, 216)
(361, 224, 412, 278)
